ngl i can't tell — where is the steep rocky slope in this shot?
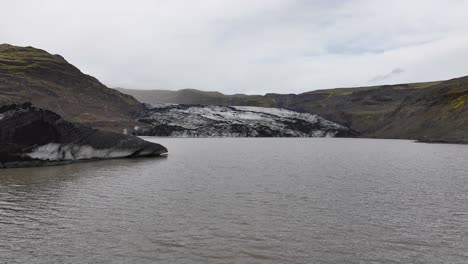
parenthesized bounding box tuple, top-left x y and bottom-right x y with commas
(135, 104, 358, 137)
(0, 103, 167, 168)
(0, 44, 143, 132)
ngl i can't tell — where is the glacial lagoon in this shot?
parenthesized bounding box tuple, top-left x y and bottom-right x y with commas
(1, 138, 467, 263)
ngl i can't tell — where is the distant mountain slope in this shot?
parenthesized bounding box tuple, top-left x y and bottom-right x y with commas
(373, 76, 468, 143)
(0, 44, 143, 131)
(116, 81, 442, 135)
(115, 88, 275, 107)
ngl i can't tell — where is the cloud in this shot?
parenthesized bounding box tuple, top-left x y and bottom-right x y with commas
(2, 0, 468, 94)
(369, 68, 405, 84)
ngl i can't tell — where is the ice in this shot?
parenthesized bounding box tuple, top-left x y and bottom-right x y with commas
(26, 143, 135, 161)
(138, 105, 351, 137)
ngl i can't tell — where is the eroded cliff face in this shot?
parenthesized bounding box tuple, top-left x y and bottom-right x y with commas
(0, 103, 167, 168)
(135, 104, 358, 138)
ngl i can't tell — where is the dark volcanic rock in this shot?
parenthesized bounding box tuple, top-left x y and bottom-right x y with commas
(0, 103, 167, 168)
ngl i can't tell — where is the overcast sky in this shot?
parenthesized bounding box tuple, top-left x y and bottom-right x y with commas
(3, 0, 468, 94)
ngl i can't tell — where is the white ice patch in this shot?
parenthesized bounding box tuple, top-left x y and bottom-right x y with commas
(26, 143, 136, 161)
(233, 106, 345, 128)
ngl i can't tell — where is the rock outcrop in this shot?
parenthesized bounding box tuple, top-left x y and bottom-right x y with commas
(135, 104, 358, 137)
(0, 103, 167, 168)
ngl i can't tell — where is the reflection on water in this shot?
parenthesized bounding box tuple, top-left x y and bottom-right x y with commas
(0, 156, 166, 185)
(0, 138, 467, 264)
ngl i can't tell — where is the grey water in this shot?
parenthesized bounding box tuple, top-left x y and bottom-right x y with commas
(0, 138, 467, 264)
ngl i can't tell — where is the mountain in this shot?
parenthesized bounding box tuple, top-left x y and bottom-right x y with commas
(117, 78, 467, 143)
(115, 88, 276, 107)
(373, 76, 468, 143)
(134, 104, 358, 137)
(0, 44, 143, 132)
(1, 44, 465, 142)
(116, 83, 442, 135)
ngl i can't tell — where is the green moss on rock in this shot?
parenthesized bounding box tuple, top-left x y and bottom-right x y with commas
(451, 95, 467, 109)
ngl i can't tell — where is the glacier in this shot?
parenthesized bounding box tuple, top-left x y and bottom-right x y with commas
(135, 104, 358, 137)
